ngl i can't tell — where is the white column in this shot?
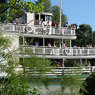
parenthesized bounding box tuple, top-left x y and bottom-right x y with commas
(49, 26, 52, 35)
(43, 37, 45, 54)
(13, 24, 15, 31)
(23, 35, 25, 65)
(39, 13, 41, 21)
(43, 37, 45, 47)
(23, 35, 25, 53)
(70, 40, 72, 55)
(88, 49, 89, 55)
(80, 59, 83, 74)
(70, 40, 72, 48)
(62, 58, 64, 67)
(80, 59, 82, 67)
(45, 15, 46, 22)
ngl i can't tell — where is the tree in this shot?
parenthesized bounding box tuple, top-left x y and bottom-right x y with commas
(1, 57, 51, 95)
(72, 24, 93, 47)
(0, 31, 52, 95)
(0, 0, 44, 22)
(37, 0, 51, 12)
(92, 31, 95, 45)
(79, 73, 95, 95)
(51, 5, 67, 26)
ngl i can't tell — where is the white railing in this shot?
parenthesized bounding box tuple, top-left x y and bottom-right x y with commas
(20, 46, 95, 56)
(48, 66, 92, 76)
(0, 23, 76, 36)
(0, 66, 94, 77)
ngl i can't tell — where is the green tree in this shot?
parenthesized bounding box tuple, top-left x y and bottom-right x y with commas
(79, 73, 95, 95)
(37, 0, 51, 12)
(92, 31, 95, 45)
(0, 0, 44, 22)
(51, 5, 67, 26)
(72, 24, 93, 47)
(1, 57, 51, 95)
(0, 31, 51, 95)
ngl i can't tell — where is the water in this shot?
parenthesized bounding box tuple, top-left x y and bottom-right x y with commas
(29, 78, 81, 95)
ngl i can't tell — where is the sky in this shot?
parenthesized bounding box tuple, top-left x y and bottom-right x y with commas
(51, 0, 95, 30)
(26, 0, 95, 30)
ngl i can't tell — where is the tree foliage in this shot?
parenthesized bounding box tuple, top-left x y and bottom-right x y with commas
(0, 0, 44, 22)
(0, 31, 51, 95)
(72, 24, 93, 46)
(79, 73, 95, 95)
(51, 5, 67, 26)
(1, 57, 51, 95)
(37, 0, 51, 12)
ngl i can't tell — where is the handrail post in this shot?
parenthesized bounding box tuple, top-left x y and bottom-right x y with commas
(49, 26, 52, 35)
(43, 48, 45, 54)
(74, 29, 75, 35)
(33, 26, 35, 34)
(62, 28, 64, 35)
(62, 58, 64, 75)
(71, 29, 72, 35)
(2, 23, 4, 30)
(88, 49, 89, 55)
(53, 28, 55, 34)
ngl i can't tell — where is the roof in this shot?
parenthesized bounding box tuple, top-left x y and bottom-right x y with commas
(25, 12, 53, 16)
(38, 12, 53, 16)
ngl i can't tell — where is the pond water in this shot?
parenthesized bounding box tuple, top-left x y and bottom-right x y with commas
(29, 78, 81, 95)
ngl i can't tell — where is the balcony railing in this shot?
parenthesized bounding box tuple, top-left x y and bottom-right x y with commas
(0, 23, 76, 36)
(0, 66, 94, 77)
(20, 46, 95, 56)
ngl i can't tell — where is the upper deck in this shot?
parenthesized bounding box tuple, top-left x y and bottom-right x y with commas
(0, 23, 76, 40)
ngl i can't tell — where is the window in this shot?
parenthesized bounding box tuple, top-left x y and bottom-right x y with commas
(41, 15, 45, 21)
(35, 15, 39, 20)
(46, 15, 50, 21)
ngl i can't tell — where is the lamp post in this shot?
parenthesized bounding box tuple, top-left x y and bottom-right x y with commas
(59, 0, 62, 28)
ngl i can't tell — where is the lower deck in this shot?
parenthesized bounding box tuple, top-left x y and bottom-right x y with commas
(0, 66, 93, 78)
(19, 46, 95, 59)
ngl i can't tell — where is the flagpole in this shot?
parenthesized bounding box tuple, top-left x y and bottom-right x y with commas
(60, 0, 62, 28)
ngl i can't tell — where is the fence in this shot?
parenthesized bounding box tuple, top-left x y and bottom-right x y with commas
(20, 46, 95, 56)
(0, 23, 76, 36)
(0, 66, 94, 77)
